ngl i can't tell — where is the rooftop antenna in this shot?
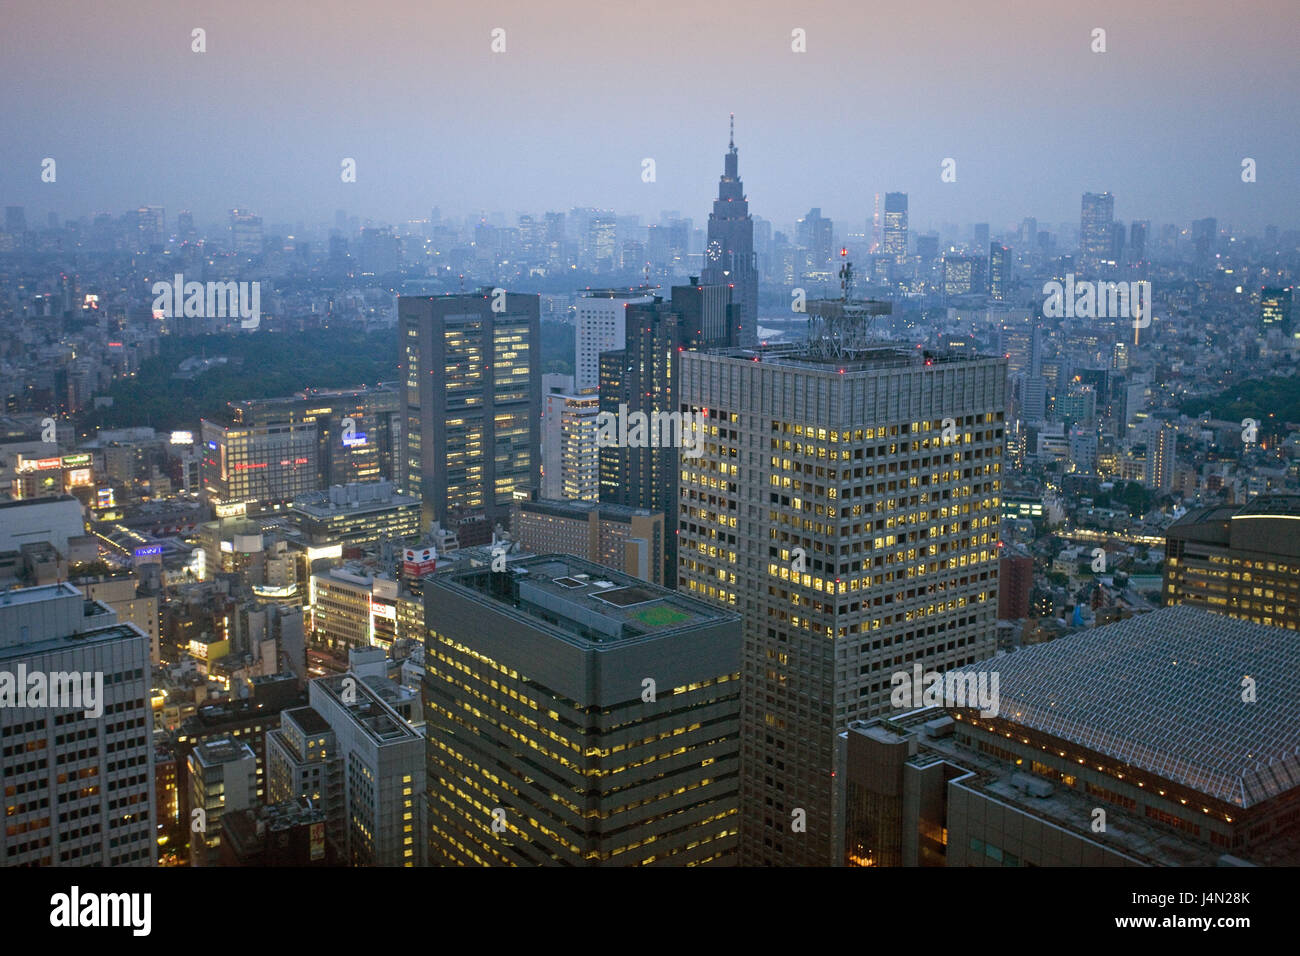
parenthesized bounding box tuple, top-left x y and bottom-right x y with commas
(729, 112, 735, 150)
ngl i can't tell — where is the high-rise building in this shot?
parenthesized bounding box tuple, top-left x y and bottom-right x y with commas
(942, 255, 977, 297)
(229, 208, 264, 256)
(188, 736, 258, 866)
(1163, 495, 1300, 631)
(540, 390, 601, 501)
(1192, 217, 1217, 262)
(585, 214, 616, 271)
(399, 291, 541, 543)
(266, 707, 345, 856)
(678, 333, 1007, 866)
(359, 227, 400, 275)
(1147, 422, 1177, 492)
(0, 583, 155, 867)
(199, 417, 320, 510)
(4, 205, 26, 235)
(599, 281, 740, 582)
(1260, 287, 1294, 335)
(307, 672, 424, 866)
(997, 549, 1034, 620)
(422, 554, 743, 865)
(511, 497, 665, 585)
(1128, 220, 1148, 263)
(972, 223, 990, 257)
(882, 193, 908, 262)
(988, 244, 1010, 300)
(797, 207, 835, 272)
(574, 289, 654, 393)
(1080, 192, 1115, 272)
(232, 385, 403, 489)
(701, 115, 759, 345)
(1018, 218, 1037, 253)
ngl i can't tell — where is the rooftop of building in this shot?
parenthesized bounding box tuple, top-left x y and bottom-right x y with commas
(702, 341, 1001, 373)
(433, 554, 734, 647)
(0, 580, 82, 607)
(313, 673, 419, 746)
(515, 498, 657, 522)
(0, 494, 81, 513)
(849, 711, 1230, 866)
(577, 287, 657, 300)
(0, 621, 145, 663)
(283, 705, 332, 736)
(1170, 494, 1300, 532)
(192, 735, 256, 765)
(981, 604, 1300, 808)
(291, 481, 419, 517)
(222, 798, 325, 843)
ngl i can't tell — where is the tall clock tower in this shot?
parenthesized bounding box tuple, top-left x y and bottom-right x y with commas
(701, 114, 759, 345)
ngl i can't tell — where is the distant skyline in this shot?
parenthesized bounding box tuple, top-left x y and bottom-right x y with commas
(2, 0, 1297, 232)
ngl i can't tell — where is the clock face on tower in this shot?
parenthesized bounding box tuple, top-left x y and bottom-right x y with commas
(706, 239, 722, 263)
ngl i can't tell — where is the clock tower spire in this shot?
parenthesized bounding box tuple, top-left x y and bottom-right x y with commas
(702, 114, 758, 345)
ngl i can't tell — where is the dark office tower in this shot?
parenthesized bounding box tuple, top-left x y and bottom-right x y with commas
(1260, 287, 1294, 335)
(1129, 220, 1148, 264)
(599, 281, 739, 583)
(1193, 217, 1217, 263)
(882, 193, 908, 262)
(177, 210, 195, 240)
(973, 223, 989, 256)
(797, 208, 834, 271)
(1110, 221, 1126, 264)
(1080, 192, 1115, 272)
(916, 234, 939, 270)
(702, 115, 759, 345)
(229, 208, 264, 256)
(4, 206, 25, 235)
(988, 244, 1010, 300)
(544, 211, 565, 242)
(678, 331, 1007, 867)
(1018, 217, 1037, 253)
(399, 291, 541, 543)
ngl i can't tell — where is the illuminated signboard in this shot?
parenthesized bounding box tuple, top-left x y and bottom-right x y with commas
(371, 602, 397, 621)
(341, 432, 368, 447)
(171, 431, 194, 445)
(214, 501, 247, 518)
(134, 545, 164, 557)
(36, 457, 61, 471)
(66, 468, 93, 487)
(60, 454, 91, 467)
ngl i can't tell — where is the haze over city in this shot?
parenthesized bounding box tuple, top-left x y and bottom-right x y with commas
(3, 0, 1298, 230)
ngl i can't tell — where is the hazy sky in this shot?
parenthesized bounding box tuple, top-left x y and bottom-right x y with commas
(2, 0, 1297, 233)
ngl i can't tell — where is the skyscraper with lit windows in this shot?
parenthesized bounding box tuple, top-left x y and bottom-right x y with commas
(678, 335, 1006, 866)
(399, 291, 540, 543)
(1080, 192, 1115, 272)
(882, 193, 908, 262)
(422, 554, 742, 865)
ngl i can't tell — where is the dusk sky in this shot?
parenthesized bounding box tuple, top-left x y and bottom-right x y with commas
(3, 0, 1297, 232)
